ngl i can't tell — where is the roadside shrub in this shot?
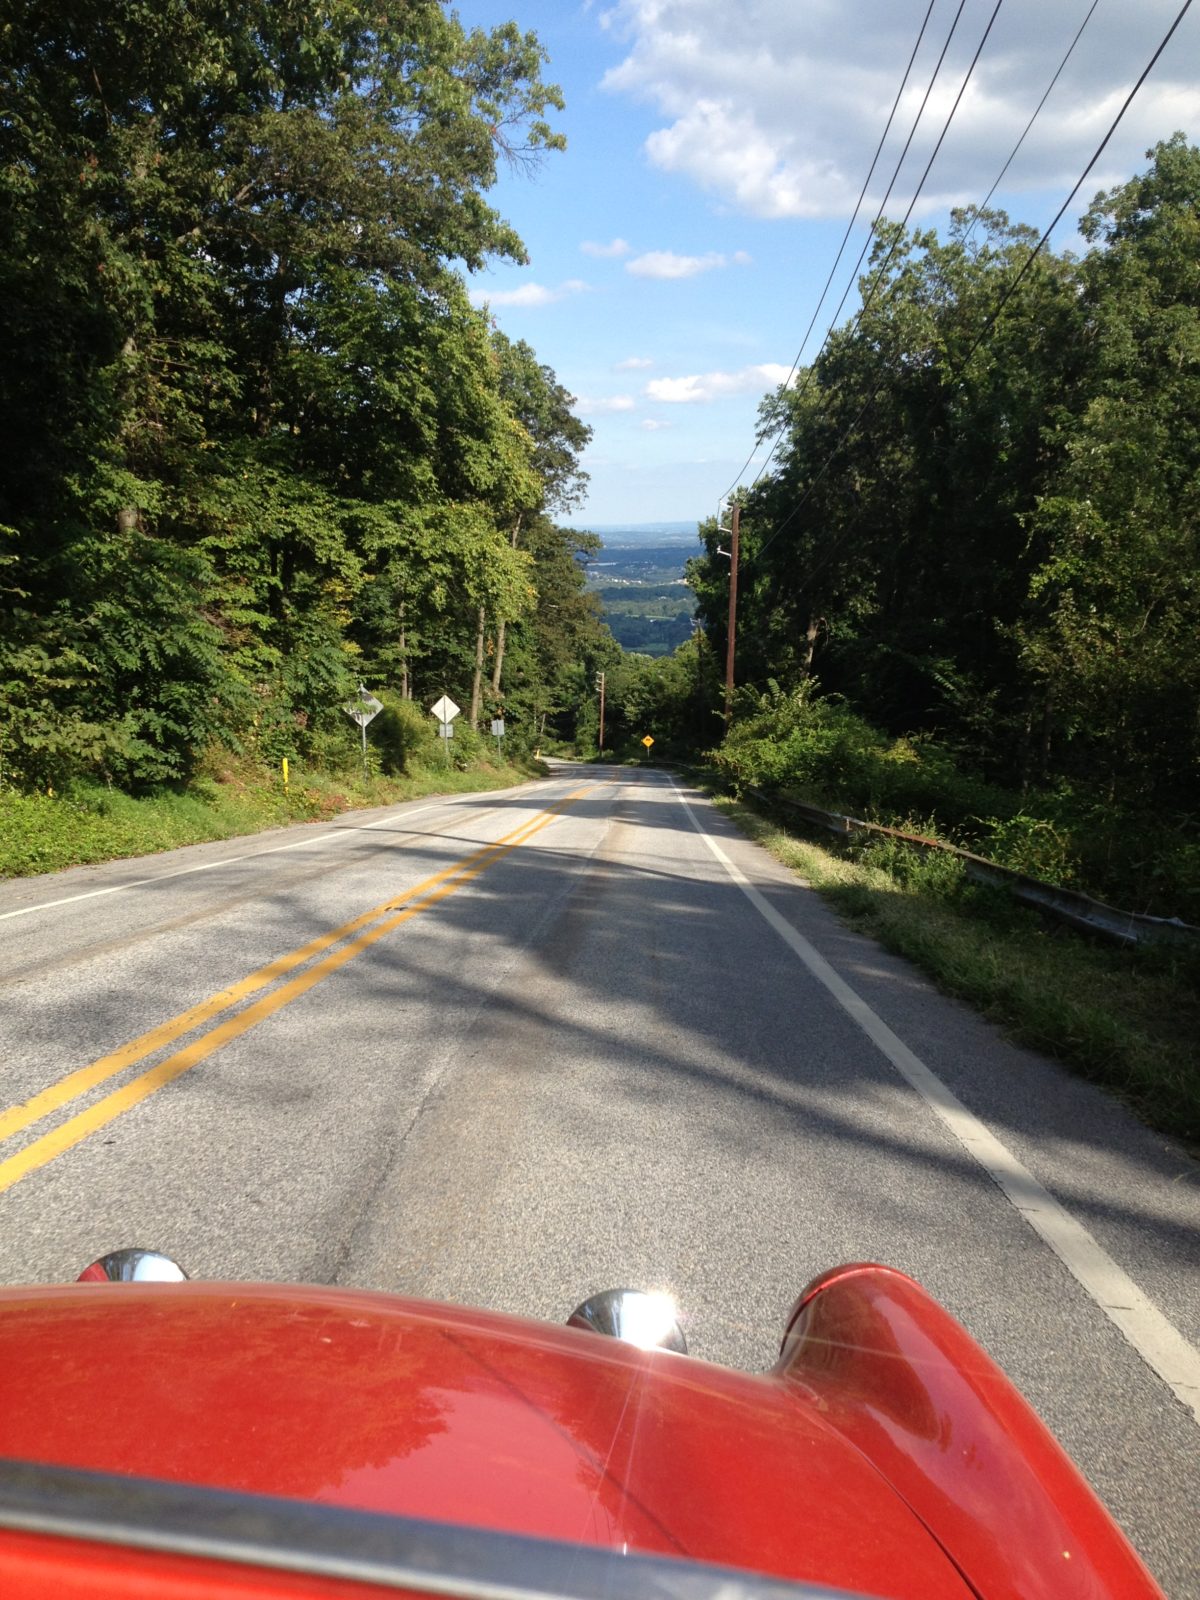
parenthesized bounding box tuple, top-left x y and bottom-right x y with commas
(447, 723, 486, 769)
(707, 680, 1196, 919)
(372, 698, 437, 775)
(713, 684, 1004, 827)
(854, 835, 967, 901)
(977, 812, 1080, 885)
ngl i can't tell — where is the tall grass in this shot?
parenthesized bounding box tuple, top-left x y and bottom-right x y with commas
(0, 750, 539, 880)
(718, 796, 1200, 1145)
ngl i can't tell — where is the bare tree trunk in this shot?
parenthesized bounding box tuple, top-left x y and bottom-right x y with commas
(490, 517, 522, 699)
(470, 604, 486, 730)
(491, 619, 506, 696)
(117, 336, 142, 537)
(801, 614, 825, 674)
(398, 601, 410, 700)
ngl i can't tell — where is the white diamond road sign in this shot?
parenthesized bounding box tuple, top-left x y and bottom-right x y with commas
(342, 689, 383, 728)
(430, 695, 460, 725)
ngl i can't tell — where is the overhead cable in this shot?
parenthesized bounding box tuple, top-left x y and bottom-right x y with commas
(719, 0, 940, 502)
(749, 0, 1007, 566)
(960, 0, 1101, 251)
(756, 0, 1196, 595)
(951, 0, 1195, 382)
(727, 0, 968, 503)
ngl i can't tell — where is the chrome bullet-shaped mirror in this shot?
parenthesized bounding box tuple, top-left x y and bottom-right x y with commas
(77, 1249, 188, 1283)
(567, 1289, 686, 1354)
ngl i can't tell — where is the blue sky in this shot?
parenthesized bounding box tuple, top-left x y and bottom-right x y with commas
(451, 1, 1200, 527)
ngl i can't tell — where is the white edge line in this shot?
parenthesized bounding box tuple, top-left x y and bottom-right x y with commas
(0, 783, 552, 925)
(668, 776, 1200, 1428)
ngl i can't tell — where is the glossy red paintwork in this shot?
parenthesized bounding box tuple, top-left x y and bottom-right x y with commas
(0, 1280, 967, 1599)
(777, 1265, 1165, 1600)
(0, 1267, 1165, 1600)
(0, 1528, 407, 1600)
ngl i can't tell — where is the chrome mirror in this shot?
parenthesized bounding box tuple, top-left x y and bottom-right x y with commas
(77, 1249, 188, 1283)
(567, 1289, 686, 1354)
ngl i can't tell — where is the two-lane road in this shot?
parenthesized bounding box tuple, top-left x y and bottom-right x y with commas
(1, 764, 1197, 1595)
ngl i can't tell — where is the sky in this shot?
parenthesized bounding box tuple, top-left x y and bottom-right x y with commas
(450, 0, 1200, 528)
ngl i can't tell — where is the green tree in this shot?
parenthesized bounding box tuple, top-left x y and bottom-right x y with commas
(1020, 136, 1200, 806)
(483, 332, 592, 706)
(0, 0, 566, 785)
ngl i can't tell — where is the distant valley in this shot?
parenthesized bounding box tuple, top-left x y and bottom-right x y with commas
(573, 524, 700, 656)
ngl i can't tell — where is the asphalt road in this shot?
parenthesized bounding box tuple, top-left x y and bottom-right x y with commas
(1, 764, 1197, 1596)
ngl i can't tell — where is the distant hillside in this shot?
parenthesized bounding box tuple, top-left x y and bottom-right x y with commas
(581, 533, 697, 658)
(568, 520, 699, 547)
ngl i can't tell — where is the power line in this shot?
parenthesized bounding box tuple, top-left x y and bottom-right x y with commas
(720, 0, 939, 503)
(735, 0, 1100, 552)
(756, 0, 1095, 507)
(828, 0, 1007, 376)
(951, 0, 1195, 382)
(749, 0, 1006, 567)
(748, 0, 1003, 503)
(726, 0, 968, 504)
(755, 0, 1196, 599)
(960, 0, 1101, 251)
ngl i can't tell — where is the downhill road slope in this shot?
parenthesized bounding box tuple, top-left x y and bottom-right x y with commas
(1, 764, 1197, 1595)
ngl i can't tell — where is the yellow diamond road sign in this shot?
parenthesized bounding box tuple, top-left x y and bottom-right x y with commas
(642, 735, 654, 748)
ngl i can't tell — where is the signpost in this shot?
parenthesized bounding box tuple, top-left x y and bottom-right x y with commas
(490, 718, 505, 759)
(430, 695, 461, 762)
(641, 735, 655, 750)
(342, 684, 383, 772)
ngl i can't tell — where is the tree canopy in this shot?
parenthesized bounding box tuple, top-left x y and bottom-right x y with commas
(687, 137, 1200, 820)
(0, 0, 606, 785)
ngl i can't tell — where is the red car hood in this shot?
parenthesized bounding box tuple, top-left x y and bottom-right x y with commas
(0, 1282, 972, 1599)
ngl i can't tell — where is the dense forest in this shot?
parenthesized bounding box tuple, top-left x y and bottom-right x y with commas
(672, 137, 1200, 917)
(0, 0, 615, 789)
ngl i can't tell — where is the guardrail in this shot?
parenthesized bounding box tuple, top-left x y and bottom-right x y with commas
(680, 766, 1197, 949)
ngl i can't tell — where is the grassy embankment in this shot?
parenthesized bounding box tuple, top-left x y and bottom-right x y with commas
(687, 689, 1198, 1144)
(0, 753, 542, 880)
(712, 793, 1199, 1146)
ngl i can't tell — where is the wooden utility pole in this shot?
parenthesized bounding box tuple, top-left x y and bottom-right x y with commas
(724, 503, 740, 727)
(595, 670, 606, 752)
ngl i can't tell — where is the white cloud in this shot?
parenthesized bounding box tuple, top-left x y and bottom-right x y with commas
(581, 237, 632, 258)
(615, 356, 654, 370)
(575, 394, 637, 415)
(468, 278, 588, 308)
(640, 418, 672, 431)
(645, 363, 792, 405)
(601, 1, 1200, 219)
(626, 249, 745, 279)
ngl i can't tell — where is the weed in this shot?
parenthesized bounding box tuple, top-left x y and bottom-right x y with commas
(0, 753, 539, 881)
(716, 794, 1200, 1145)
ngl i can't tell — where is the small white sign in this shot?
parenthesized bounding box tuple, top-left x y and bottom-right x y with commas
(437, 724, 454, 739)
(490, 719, 505, 738)
(430, 695, 461, 725)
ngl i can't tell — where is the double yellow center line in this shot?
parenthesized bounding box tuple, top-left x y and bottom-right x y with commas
(0, 786, 591, 1197)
